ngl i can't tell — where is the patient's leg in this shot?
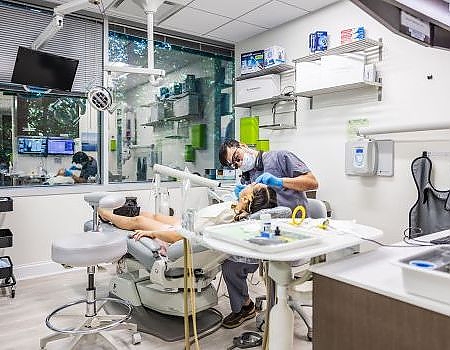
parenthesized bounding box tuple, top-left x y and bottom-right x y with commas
(98, 209, 167, 231)
(139, 211, 180, 226)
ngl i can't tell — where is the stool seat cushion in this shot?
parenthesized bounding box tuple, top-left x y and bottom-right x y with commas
(52, 232, 127, 266)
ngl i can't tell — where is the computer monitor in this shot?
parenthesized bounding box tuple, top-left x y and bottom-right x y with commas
(11, 46, 79, 91)
(17, 136, 47, 155)
(47, 138, 75, 155)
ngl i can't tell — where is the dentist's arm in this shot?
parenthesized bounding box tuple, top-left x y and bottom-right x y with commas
(254, 172, 318, 192)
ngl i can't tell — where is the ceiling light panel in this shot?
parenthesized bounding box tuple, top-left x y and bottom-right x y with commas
(159, 6, 230, 34)
(239, 0, 308, 28)
(207, 20, 267, 43)
(189, 0, 270, 18)
(279, 0, 339, 12)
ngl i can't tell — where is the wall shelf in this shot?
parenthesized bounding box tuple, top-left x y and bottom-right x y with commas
(295, 81, 382, 97)
(235, 64, 294, 81)
(259, 123, 297, 130)
(293, 38, 383, 63)
(234, 95, 296, 108)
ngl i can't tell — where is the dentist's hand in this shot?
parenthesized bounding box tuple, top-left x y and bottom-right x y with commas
(64, 169, 73, 177)
(234, 184, 247, 198)
(254, 173, 283, 188)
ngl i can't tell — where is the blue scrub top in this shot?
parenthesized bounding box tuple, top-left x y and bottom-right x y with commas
(245, 150, 310, 210)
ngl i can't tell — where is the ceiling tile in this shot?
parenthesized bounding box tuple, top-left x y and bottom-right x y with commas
(207, 20, 267, 43)
(239, 0, 308, 28)
(278, 0, 338, 12)
(159, 6, 231, 34)
(189, 0, 270, 19)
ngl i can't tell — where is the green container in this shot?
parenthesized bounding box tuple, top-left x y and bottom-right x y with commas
(256, 139, 270, 151)
(184, 144, 195, 162)
(191, 124, 206, 149)
(240, 116, 259, 146)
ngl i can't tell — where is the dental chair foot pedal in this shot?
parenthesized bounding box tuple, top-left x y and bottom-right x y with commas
(132, 332, 142, 345)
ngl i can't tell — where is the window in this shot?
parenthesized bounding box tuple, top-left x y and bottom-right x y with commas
(0, 88, 101, 187)
(106, 29, 234, 183)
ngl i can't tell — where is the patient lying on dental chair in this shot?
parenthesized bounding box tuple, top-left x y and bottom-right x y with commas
(98, 183, 278, 249)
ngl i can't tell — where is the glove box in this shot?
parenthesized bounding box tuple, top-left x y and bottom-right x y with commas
(236, 74, 281, 105)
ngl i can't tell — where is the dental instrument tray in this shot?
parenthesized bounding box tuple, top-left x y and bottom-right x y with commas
(396, 246, 450, 304)
(204, 221, 320, 253)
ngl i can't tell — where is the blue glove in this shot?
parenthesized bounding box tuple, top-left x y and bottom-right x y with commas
(234, 184, 247, 198)
(254, 172, 283, 188)
(64, 169, 73, 177)
(69, 165, 80, 171)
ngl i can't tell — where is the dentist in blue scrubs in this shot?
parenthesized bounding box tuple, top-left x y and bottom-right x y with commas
(218, 139, 318, 328)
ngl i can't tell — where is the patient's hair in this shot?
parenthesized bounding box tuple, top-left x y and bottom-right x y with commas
(233, 185, 277, 221)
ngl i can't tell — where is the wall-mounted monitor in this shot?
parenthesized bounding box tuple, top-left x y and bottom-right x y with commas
(11, 46, 79, 91)
(47, 137, 75, 155)
(17, 136, 47, 155)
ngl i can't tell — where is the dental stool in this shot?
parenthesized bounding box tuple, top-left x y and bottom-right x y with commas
(40, 193, 141, 349)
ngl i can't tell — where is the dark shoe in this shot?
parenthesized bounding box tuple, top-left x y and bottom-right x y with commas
(222, 301, 256, 329)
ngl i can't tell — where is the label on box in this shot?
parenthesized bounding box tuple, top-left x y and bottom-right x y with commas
(341, 27, 365, 44)
(241, 50, 264, 75)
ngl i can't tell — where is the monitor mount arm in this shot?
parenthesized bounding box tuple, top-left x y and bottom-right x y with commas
(32, 0, 101, 50)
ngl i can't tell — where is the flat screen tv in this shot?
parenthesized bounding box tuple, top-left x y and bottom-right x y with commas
(11, 46, 79, 91)
(17, 136, 47, 155)
(47, 137, 75, 155)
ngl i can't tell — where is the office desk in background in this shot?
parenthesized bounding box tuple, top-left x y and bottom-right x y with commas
(310, 231, 450, 350)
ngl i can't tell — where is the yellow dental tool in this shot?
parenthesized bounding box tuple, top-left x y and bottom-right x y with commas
(317, 219, 330, 230)
(290, 205, 306, 226)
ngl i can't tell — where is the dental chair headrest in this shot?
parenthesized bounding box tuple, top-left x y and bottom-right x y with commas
(84, 192, 126, 209)
(248, 206, 292, 220)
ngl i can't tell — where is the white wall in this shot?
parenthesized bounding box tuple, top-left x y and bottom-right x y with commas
(236, 0, 450, 243)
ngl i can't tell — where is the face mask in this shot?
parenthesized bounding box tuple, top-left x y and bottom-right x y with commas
(240, 152, 256, 172)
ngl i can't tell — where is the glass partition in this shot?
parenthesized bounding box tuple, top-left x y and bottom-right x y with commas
(107, 30, 234, 183)
(0, 88, 101, 187)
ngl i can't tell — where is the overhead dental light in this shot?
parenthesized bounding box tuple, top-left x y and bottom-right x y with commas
(87, 86, 117, 112)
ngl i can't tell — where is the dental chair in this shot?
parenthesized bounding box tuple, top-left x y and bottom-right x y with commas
(84, 215, 229, 341)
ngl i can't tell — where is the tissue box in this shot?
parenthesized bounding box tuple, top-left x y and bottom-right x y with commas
(295, 61, 322, 92)
(340, 27, 366, 44)
(241, 50, 264, 75)
(264, 46, 286, 68)
(320, 54, 365, 87)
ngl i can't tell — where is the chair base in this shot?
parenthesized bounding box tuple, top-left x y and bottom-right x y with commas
(40, 320, 141, 349)
(40, 297, 140, 349)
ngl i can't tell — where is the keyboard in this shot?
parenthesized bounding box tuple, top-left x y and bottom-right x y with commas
(430, 235, 450, 244)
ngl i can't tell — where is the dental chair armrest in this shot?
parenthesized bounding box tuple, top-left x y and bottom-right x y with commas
(136, 237, 161, 252)
(167, 240, 208, 261)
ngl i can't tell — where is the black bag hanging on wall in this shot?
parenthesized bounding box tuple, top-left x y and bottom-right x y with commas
(409, 152, 450, 238)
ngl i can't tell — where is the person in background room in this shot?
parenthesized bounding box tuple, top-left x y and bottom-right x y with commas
(57, 151, 97, 183)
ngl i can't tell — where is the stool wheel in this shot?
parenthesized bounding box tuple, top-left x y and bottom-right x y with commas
(45, 297, 132, 335)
